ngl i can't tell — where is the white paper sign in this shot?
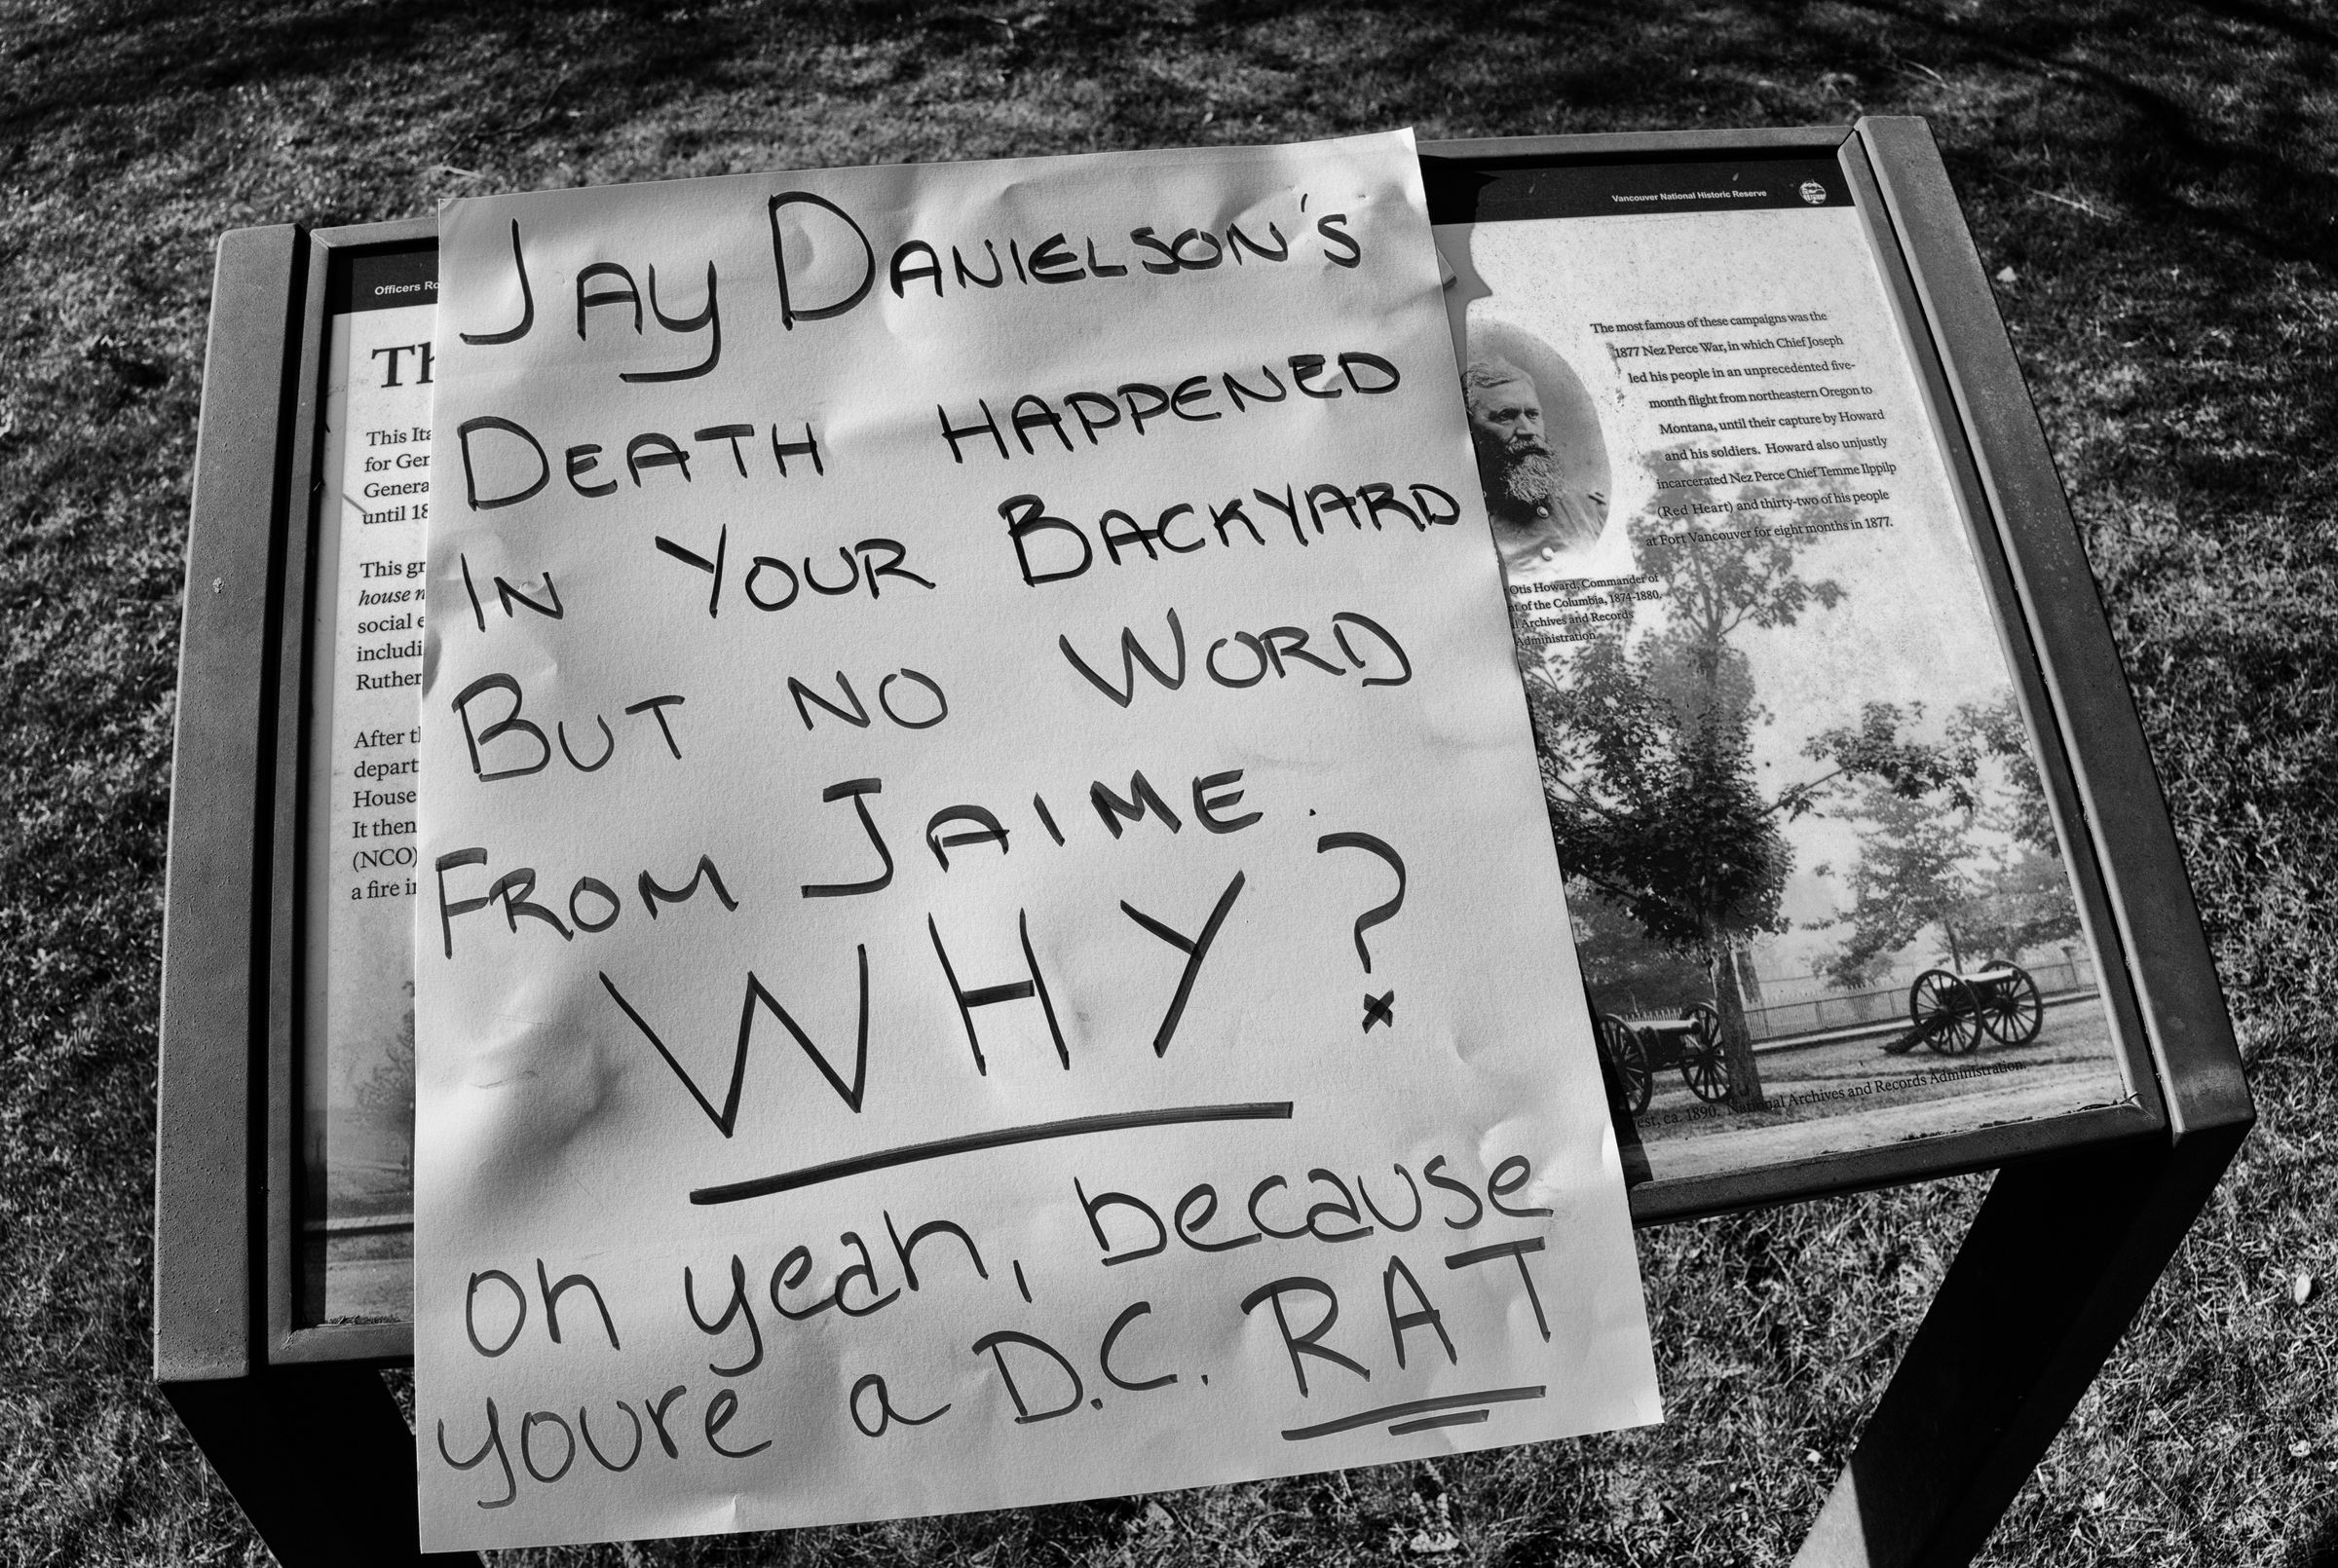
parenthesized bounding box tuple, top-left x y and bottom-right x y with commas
(418, 131, 1657, 1551)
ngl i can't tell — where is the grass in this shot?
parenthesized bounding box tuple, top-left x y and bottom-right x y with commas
(2, 1, 2333, 1563)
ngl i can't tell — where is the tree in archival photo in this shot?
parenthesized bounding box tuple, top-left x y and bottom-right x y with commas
(1519, 504, 2053, 1114)
(1815, 692, 2081, 988)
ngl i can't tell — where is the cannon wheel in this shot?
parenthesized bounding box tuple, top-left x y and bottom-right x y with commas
(1911, 969, 1982, 1055)
(1978, 963, 2045, 1045)
(1601, 1015, 1652, 1116)
(1679, 1002, 1732, 1101)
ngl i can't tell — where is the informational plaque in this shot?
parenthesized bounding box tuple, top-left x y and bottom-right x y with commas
(298, 250, 435, 1322)
(417, 132, 1658, 1550)
(1434, 158, 2132, 1182)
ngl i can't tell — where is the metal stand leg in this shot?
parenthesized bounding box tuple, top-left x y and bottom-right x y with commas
(164, 1365, 482, 1568)
(1793, 1126, 2247, 1568)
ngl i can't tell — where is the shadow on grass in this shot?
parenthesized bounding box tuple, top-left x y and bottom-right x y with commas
(18, 0, 2328, 273)
(1838, 0, 2338, 272)
(3, 0, 774, 168)
(2294, 1502, 2338, 1568)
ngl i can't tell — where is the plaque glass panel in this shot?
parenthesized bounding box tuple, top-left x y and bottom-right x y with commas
(296, 246, 434, 1324)
(1431, 155, 2135, 1186)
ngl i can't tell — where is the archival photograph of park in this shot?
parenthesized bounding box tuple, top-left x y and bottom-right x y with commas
(1446, 205, 2137, 1181)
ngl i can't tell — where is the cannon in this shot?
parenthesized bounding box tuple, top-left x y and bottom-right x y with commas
(1594, 1004, 1729, 1115)
(1879, 960, 2045, 1055)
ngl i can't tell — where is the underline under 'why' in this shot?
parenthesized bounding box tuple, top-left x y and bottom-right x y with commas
(689, 1101, 1296, 1205)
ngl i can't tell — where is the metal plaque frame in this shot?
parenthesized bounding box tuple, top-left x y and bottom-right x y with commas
(153, 119, 2248, 1568)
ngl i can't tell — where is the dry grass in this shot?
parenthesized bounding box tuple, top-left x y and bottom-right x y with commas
(2, 3, 2332, 1564)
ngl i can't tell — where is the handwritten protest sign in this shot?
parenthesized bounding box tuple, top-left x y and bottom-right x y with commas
(417, 131, 1658, 1551)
